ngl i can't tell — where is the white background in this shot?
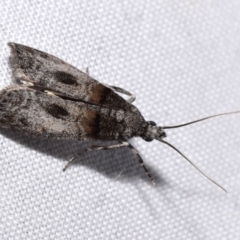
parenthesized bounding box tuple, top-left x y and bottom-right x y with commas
(1, 1, 240, 239)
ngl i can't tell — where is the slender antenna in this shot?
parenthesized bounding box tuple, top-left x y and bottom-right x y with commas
(162, 111, 240, 129)
(160, 139, 227, 193)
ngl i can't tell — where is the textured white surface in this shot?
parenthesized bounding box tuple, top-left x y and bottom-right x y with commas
(1, 1, 240, 239)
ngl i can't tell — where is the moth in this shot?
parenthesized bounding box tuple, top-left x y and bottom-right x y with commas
(0, 42, 239, 191)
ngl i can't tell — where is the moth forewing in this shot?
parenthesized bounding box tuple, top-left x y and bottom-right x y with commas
(8, 42, 140, 113)
(0, 85, 143, 141)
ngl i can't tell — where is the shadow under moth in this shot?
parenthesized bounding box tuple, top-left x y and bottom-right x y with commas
(0, 42, 239, 191)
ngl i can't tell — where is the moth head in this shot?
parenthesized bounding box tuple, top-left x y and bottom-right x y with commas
(143, 121, 167, 142)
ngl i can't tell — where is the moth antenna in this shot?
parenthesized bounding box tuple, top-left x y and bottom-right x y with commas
(162, 111, 240, 129)
(160, 139, 227, 193)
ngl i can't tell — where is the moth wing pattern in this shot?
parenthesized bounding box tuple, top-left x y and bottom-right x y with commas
(8, 42, 138, 112)
(0, 86, 144, 141)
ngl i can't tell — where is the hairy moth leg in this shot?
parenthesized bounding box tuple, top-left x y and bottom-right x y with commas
(62, 142, 129, 172)
(127, 143, 155, 186)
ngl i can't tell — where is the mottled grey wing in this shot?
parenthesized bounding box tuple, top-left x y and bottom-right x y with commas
(8, 42, 135, 112)
(0, 86, 143, 141)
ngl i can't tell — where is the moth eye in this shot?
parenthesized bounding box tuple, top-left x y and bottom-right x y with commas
(148, 121, 156, 126)
(144, 137, 154, 142)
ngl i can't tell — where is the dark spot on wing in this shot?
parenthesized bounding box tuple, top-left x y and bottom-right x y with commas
(36, 64, 41, 70)
(81, 109, 101, 138)
(91, 84, 112, 105)
(0, 114, 16, 125)
(19, 117, 29, 126)
(99, 87, 112, 104)
(89, 113, 101, 137)
(39, 52, 49, 59)
(41, 127, 47, 134)
(18, 55, 34, 69)
(54, 71, 78, 86)
(16, 48, 21, 54)
(45, 103, 69, 119)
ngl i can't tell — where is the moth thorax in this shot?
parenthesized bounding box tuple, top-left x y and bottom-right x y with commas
(143, 121, 167, 142)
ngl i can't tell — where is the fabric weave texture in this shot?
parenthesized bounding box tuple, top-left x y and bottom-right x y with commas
(0, 1, 240, 239)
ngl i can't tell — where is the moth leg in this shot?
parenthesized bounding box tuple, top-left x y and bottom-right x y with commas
(92, 141, 155, 185)
(89, 141, 129, 150)
(62, 141, 129, 171)
(127, 143, 156, 186)
(103, 84, 136, 103)
(63, 148, 89, 171)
